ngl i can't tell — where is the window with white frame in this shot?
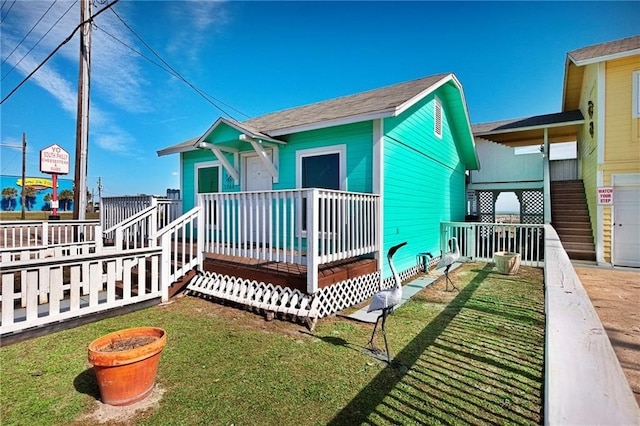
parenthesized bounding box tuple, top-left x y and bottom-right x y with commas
(633, 71, 640, 118)
(296, 145, 346, 190)
(434, 96, 443, 138)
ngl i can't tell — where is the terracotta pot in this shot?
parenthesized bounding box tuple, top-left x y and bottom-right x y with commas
(88, 327, 166, 406)
(494, 251, 521, 275)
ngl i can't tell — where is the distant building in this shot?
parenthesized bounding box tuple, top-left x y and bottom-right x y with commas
(0, 175, 74, 212)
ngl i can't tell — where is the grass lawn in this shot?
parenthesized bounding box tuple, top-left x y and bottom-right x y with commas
(0, 262, 545, 425)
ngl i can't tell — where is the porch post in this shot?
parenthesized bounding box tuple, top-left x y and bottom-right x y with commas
(306, 189, 319, 294)
(543, 128, 551, 223)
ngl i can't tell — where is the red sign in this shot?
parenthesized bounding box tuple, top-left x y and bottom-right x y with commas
(40, 144, 70, 175)
(597, 187, 614, 205)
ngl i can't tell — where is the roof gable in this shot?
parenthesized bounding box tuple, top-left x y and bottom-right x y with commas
(568, 35, 640, 66)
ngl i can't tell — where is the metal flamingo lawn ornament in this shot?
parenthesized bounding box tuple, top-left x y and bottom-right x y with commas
(436, 237, 460, 292)
(366, 241, 407, 363)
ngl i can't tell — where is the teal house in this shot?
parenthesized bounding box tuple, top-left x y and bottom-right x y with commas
(158, 73, 479, 317)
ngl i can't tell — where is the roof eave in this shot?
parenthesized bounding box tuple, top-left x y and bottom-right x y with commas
(569, 47, 640, 66)
(474, 118, 586, 137)
(266, 109, 396, 137)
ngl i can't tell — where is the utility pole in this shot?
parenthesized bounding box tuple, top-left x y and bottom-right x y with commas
(97, 176, 103, 199)
(73, 0, 91, 220)
(21, 132, 26, 220)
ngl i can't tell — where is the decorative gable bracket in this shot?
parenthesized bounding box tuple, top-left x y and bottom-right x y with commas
(199, 142, 240, 185)
(239, 134, 280, 184)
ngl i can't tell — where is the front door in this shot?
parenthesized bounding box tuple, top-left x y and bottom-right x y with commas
(613, 185, 640, 267)
(244, 154, 272, 245)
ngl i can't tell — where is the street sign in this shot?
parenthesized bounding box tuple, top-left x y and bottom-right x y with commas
(40, 144, 70, 175)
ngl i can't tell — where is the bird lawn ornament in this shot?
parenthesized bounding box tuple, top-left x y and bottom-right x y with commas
(366, 241, 407, 363)
(436, 237, 460, 292)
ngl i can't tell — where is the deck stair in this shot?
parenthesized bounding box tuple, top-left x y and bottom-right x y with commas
(550, 180, 596, 261)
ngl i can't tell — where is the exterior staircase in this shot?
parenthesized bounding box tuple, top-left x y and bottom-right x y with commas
(550, 180, 596, 261)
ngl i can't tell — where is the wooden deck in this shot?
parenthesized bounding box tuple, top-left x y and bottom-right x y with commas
(203, 253, 378, 293)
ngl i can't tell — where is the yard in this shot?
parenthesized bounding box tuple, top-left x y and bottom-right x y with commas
(0, 262, 545, 425)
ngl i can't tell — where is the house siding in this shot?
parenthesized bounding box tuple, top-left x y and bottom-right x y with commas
(276, 121, 373, 192)
(601, 55, 640, 263)
(382, 92, 467, 276)
(577, 63, 599, 252)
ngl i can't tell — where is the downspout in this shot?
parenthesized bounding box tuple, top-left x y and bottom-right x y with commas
(543, 128, 551, 224)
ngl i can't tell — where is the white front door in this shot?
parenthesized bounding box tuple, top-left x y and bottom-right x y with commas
(244, 154, 272, 245)
(613, 185, 640, 267)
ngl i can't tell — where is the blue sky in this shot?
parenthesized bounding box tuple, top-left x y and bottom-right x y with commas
(1, 1, 638, 200)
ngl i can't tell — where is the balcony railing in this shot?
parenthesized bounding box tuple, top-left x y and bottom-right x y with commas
(199, 189, 381, 292)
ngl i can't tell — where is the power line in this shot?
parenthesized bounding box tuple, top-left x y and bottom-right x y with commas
(0, 0, 16, 24)
(2, 0, 78, 82)
(0, 0, 118, 105)
(2, 0, 57, 67)
(108, 7, 250, 120)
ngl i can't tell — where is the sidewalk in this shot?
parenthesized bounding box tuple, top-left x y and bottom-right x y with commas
(342, 263, 462, 323)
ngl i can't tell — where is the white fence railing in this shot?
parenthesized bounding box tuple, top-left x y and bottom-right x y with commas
(101, 195, 181, 235)
(199, 189, 380, 293)
(0, 247, 164, 335)
(0, 220, 100, 250)
(103, 206, 157, 250)
(441, 221, 545, 267)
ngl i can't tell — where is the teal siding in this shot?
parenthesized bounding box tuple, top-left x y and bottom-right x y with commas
(276, 121, 374, 192)
(181, 149, 240, 211)
(382, 91, 467, 277)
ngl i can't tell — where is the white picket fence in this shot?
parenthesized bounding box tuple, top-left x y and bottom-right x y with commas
(0, 220, 100, 249)
(0, 206, 202, 336)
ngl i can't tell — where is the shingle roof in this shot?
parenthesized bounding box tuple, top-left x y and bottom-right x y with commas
(472, 110, 584, 135)
(568, 35, 640, 65)
(243, 73, 450, 135)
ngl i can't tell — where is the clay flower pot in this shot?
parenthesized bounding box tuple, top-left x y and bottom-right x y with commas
(88, 327, 167, 406)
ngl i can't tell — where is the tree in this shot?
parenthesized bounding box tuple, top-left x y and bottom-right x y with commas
(43, 193, 52, 211)
(1, 187, 18, 211)
(58, 189, 74, 211)
(22, 186, 37, 211)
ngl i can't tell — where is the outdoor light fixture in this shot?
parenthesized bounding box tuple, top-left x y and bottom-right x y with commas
(588, 100, 594, 118)
(589, 122, 594, 138)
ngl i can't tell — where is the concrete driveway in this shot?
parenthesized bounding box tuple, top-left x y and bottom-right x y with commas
(574, 262, 640, 408)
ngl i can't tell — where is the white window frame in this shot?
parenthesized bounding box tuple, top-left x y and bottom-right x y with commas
(633, 71, 640, 118)
(434, 96, 443, 139)
(295, 144, 347, 190)
(194, 161, 222, 201)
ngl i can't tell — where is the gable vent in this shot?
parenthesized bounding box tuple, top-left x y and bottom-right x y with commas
(434, 97, 443, 138)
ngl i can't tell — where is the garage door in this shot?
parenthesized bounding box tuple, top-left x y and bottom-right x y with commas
(613, 185, 640, 267)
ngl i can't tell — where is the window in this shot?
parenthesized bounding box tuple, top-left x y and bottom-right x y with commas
(296, 145, 346, 190)
(633, 71, 640, 118)
(434, 96, 443, 138)
(197, 166, 220, 193)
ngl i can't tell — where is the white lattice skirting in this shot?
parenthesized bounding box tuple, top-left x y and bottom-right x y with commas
(187, 263, 424, 320)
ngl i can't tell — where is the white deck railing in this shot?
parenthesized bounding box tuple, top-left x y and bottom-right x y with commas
(101, 195, 181, 234)
(441, 221, 545, 267)
(0, 220, 100, 249)
(199, 189, 380, 292)
(0, 246, 164, 335)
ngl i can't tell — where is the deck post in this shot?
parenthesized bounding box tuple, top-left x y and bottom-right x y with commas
(543, 128, 551, 224)
(160, 232, 170, 302)
(41, 221, 48, 246)
(306, 189, 319, 294)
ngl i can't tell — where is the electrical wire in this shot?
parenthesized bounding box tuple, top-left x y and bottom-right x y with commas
(0, 0, 16, 24)
(108, 7, 250, 120)
(2, 0, 57, 67)
(0, 0, 118, 104)
(2, 0, 78, 82)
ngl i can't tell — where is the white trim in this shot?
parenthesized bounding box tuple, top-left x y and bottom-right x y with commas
(200, 142, 239, 184)
(597, 62, 606, 166)
(267, 110, 394, 137)
(570, 48, 640, 67)
(633, 71, 640, 118)
(295, 145, 347, 190)
(194, 161, 222, 207)
(239, 134, 279, 183)
(372, 119, 384, 273)
(596, 170, 605, 265)
(395, 73, 454, 117)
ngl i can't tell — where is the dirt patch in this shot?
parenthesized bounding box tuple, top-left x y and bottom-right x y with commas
(575, 264, 640, 407)
(78, 385, 165, 425)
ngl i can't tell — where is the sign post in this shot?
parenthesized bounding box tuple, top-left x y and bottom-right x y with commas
(40, 144, 70, 219)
